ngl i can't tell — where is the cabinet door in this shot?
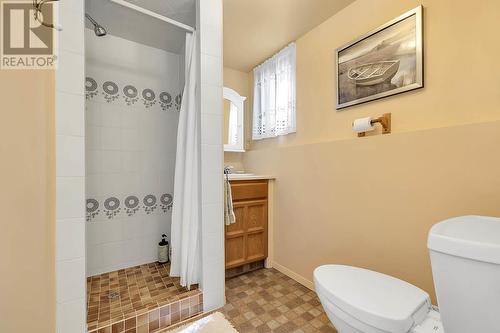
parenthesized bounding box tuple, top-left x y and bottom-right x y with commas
(225, 180, 269, 270)
(225, 203, 246, 268)
(245, 200, 268, 263)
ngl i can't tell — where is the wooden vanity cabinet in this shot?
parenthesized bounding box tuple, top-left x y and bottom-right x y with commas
(225, 180, 268, 269)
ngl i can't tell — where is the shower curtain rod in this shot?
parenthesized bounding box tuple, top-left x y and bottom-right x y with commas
(109, 0, 195, 32)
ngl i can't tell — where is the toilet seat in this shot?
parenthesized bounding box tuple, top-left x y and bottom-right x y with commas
(314, 265, 432, 333)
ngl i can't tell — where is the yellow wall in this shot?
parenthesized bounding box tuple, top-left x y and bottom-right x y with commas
(243, 0, 500, 302)
(0, 70, 55, 332)
(223, 67, 250, 170)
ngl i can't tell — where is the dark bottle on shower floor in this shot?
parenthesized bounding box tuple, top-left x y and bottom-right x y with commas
(158, 234, 169, 264)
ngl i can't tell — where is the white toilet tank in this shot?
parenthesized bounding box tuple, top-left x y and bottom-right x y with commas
(428, 215, 500, 333)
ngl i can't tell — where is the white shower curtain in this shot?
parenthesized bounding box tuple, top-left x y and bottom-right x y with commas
(170, 31, 200, 289)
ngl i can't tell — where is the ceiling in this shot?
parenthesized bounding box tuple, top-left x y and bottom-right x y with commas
(223, 0, 356, 72)
(85, 0, 355, 66)
(85, 0, 195, 54)
(126, 0, 196, 26)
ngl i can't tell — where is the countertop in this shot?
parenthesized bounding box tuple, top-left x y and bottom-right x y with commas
(227, 174, 275, 181)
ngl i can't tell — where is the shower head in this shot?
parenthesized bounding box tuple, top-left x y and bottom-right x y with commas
(85, 14, 107, 37)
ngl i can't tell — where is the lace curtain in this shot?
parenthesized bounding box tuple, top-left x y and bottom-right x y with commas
(252, 43, 296, 140)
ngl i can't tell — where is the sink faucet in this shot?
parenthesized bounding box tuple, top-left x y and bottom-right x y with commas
(224, 166, 234, 175)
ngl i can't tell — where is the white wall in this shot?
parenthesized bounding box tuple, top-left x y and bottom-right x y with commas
(85, 30, 182, 276)
(55, 1, 86, 332)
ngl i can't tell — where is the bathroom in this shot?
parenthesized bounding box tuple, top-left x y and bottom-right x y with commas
(3, 0, 500, 333)
(221, 0, 500, 331)
(3, 0, 226, 332)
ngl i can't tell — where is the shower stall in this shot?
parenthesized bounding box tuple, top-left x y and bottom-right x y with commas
(83, 1, 203, 331)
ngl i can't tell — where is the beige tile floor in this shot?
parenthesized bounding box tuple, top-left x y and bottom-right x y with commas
(221, 268, 336, 333)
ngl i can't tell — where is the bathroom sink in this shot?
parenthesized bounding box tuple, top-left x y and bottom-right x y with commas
(227, 173, 257, 179)
(226, 172, 274, 180)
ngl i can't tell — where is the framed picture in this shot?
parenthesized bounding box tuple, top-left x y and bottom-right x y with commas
(336, 6, 423, 110)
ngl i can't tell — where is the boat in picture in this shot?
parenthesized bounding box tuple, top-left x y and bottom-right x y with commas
(348, 60, 400, 86)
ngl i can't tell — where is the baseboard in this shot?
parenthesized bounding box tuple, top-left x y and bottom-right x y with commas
(271, 262, 315, 291)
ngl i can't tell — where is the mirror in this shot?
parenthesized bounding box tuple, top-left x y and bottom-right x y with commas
(223, 87, 246, 152)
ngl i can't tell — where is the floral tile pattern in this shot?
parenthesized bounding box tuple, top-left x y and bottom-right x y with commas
(86, 193, 173, 222)
(85, 76, 182, 112)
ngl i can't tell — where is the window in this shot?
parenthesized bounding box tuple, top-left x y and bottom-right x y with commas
(252, 43, 296, 140)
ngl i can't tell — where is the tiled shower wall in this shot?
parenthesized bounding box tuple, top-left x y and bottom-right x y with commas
(85, 30, 182, 276)
(198, 0, 226, 311)
(56, 1, 86, 332)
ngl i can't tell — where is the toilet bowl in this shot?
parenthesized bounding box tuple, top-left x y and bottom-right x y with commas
(314, 265, 443, 333)
(314, 216, 500, 333)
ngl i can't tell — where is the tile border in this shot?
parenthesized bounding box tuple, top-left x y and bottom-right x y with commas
(85, 76, 182, 112)
(86, 193, 173, 222)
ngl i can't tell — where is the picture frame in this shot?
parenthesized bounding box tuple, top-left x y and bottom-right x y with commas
(336, 6, 423, 110)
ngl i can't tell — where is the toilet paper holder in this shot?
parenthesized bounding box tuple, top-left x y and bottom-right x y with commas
(357, 113, 391, 137)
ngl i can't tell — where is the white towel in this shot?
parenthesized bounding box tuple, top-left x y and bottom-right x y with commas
(224, 175, 236, 225)
(167, 312, 238, 333)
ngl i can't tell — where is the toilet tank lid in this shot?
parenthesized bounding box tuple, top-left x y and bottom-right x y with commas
(428, 215, 500, 265)
(313, 265, 430, 333)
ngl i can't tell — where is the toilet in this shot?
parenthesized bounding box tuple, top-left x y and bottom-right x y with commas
(314, 215, 500, 333)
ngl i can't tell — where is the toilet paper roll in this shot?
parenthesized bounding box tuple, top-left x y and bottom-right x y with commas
(352, 117, 375, 133)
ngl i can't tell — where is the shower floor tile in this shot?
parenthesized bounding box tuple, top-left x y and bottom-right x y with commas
(87, 262, 201, 332)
